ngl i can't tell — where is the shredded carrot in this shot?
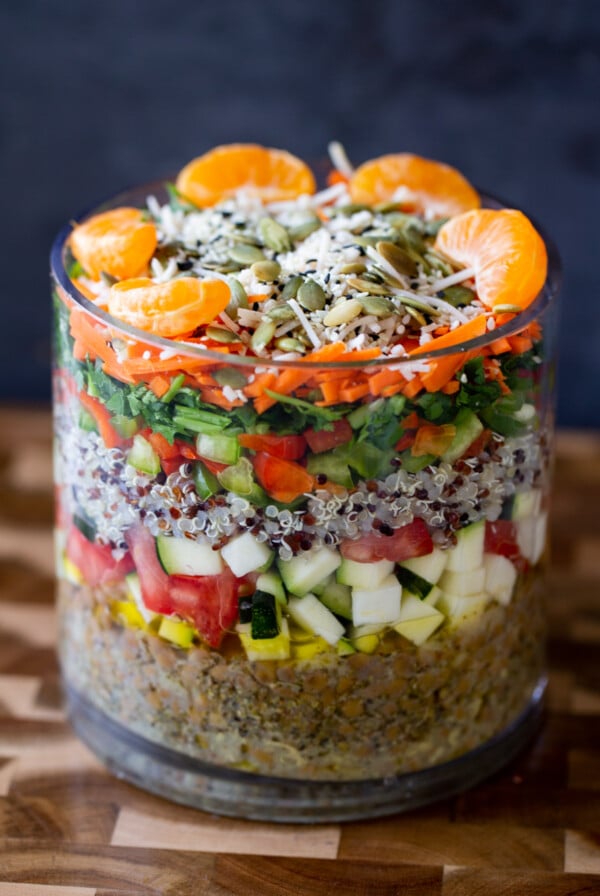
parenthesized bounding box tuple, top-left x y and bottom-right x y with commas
(410, 314, 488, 356)
(489, 337, 512, 355)
(199, 386, 244, 410)
(244, 372, 277, 399)
(368, 368, 405, 396)
(401, 412, 421, 430)
(402, 376, 423, 399)
(253, 343, 347, 413)
(508, 335, 532, 354)
(148, 374, 171, 398)
(442, 380, 460, 394)
(327, 170, 349, 186)
(339, 381, 371, 403)
(420, 354, 463, 393)
(432, 325, 450, 337)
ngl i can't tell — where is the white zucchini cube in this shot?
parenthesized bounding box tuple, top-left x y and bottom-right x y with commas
(221, 531, 273, 577)
(337, 556, 394, 588)
(439, 566, 486, 597)
(438, 591, 490, 622)
(399, 546, 447, 584)
(393, 594, 444, 645)
(445, 521, 485, 572)
(484, 553, 517, 605)
(517, 513, 548, 565)
(512, 488, 542, 521)
(288, 594, 345, 645)
(278, 546, 342, 596)
(352, 575, 402, 626)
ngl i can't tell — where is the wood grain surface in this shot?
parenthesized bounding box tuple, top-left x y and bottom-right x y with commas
(0, 407, 599, 895)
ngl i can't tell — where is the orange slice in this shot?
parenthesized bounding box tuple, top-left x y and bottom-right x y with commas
(107, 277, 231, 338)
(349, 153, 480, 218)
(176, 143, 316, 207)
(69, 208, 157, 281)
(434, 209, 548, 311)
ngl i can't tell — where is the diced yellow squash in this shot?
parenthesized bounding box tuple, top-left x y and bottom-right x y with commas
(239, 618, 291, 661)
(111, 599, 146, 630)
(158, 616, 196, 648)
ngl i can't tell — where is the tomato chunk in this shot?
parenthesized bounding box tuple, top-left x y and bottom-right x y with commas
(340, 518, 433, 562)
(239, 432, 307, 460)
(485, 520, 521, 563)
(66, 526, 134, 587)
(252, 452, 315, 503)
(304, 419, 353, 454)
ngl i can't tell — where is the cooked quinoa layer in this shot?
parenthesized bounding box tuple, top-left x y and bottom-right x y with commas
(59, 574, 544, 781)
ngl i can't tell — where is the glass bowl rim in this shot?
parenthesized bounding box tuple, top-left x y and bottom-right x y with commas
(50, 180, 561, 372)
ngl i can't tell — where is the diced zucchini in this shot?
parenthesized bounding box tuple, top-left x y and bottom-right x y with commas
(445, 520, 485, 572)
(348, 623, 385, 654)
(221, 531, 273, 577)
(516, 512, 547, 564)
(336, 638, 357, 656)
(158, 616, 196, 648)
(399, 546, 447, 584)
(251, 590, 279, 640)
(483, 553, 517, 605)
(337, 556, 394, 589)
(239, 617, 291, 661)
(78, 408, 98, 432)
(393, 594, 444, 645)
(318, 581, 353, 620)
(125, 572, 158, 624)
(512, 489, 542, 521)
(156, 535, 223, 576)
(196, 432, 240, 465)
(256, 571, 286, 605)
(127, 434, 161, 476)
(437, 591, 490, 623)
(399, 450, 436, 473)
(395, 566, 434, 600)
(288, 594, 345, 645)
(72, 513, 97, 543)
(278, 546, 341, 596)
(352, 574, 402, 626)
(423, 585, 443, 607)
(312, 573, 335, 596)
(441, 408, 483, 463)
(439, 566, 486, 597)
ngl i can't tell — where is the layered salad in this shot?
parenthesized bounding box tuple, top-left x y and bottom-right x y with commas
(53, 143, 553, 781)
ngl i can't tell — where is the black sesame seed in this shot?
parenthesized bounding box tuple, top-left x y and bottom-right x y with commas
(177, 260, 194, 271)
(316, 474, 327, 485)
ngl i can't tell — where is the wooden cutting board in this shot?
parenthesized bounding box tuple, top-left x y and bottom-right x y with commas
(0, 408, 599, 895)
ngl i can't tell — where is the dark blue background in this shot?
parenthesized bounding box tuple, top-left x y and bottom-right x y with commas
(2, 0, 599, 425)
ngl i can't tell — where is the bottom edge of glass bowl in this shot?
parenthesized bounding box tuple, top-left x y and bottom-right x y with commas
(65, 678, 545, 823)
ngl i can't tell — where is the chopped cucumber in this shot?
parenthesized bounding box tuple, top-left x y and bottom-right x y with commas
(307, 451, 354, 488)
(337, 557, 394, 589)
(127, 434, 161, 476)
(318, 581, 352, 620)
(399, 450, 436, 473)
(445, 520, 485, 572)
(193, 461, 221, 500)
(238, 617, 291, 661)
(312, 573, 335, 596)
(347, 400, 382, 430)
(516, 512, 547, 564)
(256, 571, 286, 605)
(483, 553, 517, 605)
(278, 546, 341, 596)
(111, 414, 140, 439)
(399, 546, 447, 585)
(196, 432, 240, 465)
(221, 531, 273, 577)
(352, 574, 402, 626)
(72, 513, 96, 543)
(393, 594, 444, 645)
(288, 594, 345, 645)
(512, 489, 542, 521)
(439, 566, 486, 597)
(423, 584, 443, 607)
(217, 458, 271, 506)
(78, 408, 98, 432)
(158, 616, 196, 648)
(437, 591, 490, 622)
(156, 534, 224, 577)
(251, 590, 279, 640)
(441, 408, 483, 463)
(336, 637, 357, 656)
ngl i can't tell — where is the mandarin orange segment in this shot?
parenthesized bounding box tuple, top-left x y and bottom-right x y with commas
(107, 277, 231, 338)
(69, 207, 157, 281)
(175, 143, 316, 207)
(434, 208, 548, 311)
(349, 153, 480, 218)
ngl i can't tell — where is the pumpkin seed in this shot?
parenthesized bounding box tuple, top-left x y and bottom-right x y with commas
(424, 251, 453, 276)
(213, 367, 248, 389)
(492, 303, 523, 314)
(266, 304, 297, 322)
(205, 326, 242, 344)
(297, 279, 326, 311)
(203, 260, 242, 274)
(323, 298, 363, 327)
(230, 232, 262, 246)
(361, 270, 385, 285)
(439, 285, 476, 307)
(398, 294, 440, 316)
(229, 244, 266, 266)
(225, 277, 249, 318)
(251, 260, 281, 282)
(281, 275, 303, 300)
(376, 241, 418, 278)
(251, 320, 276, 353)
(259, 217, 292, 253)
(370, 264, 405, 289)
(424, 217, 449, 237)
(357, 295, 396, 317)
(352, 234, 379, 249)
(339, 262, 366, 275)
(335, 203, 372, 216)
(275, 336, 305, 352)
(346, 276, 390, 296)
(403, 304, 427, 327)
(288, 216, 320, 240)
(374, 200, 403, 213)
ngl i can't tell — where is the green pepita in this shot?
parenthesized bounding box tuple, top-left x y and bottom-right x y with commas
(346, 276, 390, 297)
(225, 277, 249, 318)
(266, 304, 297, 322)
(403, 304, 427, 327)
(275, 336, 305, 352)
(229, 244, 266, 266)
(259, 217, 292, 253)
(374, 200, 403, 214)
(323, 298, 363, 327)
(397, 294, 440, 316)
(424, 217, 449, 237)
(202, 261, 243, 274)
(297, 279, 326, 311)
(230, 232, 262, 246)
(361, 270, 385, 285)
(424, 251, 453, 276)
(205, 326, 242, 344)
(356, 295, 396, 317)
(370, 264, 405, 289)
(281, 275, 303, 300)
(352, 234, 379, 249)
(251, 320, 276, 353)
(439, 285, 476, 307)
(376, 241, 419, 278)
(339, 262, 367, 275)
(288, 216, 321, 241)
(251, 260, 281, 282)
(336, 203, 372, 215)
(492, 303, 523, 314)
(213, 367, 248, 389)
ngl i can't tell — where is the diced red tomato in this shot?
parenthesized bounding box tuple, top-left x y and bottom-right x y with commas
(340, 518, 433, 563)
(485, 520, 521, 564)
(304, 419, 353, 454)
(161, 456, 185, 476)
(252, 452, 315, 503)
(126, 525, 239, 648)
(147, 431, 181, 460)
(238, 432, 307, 460)
(66, 526, 134, 587)
(463, 428, 492, 458)
(199, 457, 229, 476)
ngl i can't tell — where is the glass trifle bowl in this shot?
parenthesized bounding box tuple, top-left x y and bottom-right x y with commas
(51, 144, 560, 821)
